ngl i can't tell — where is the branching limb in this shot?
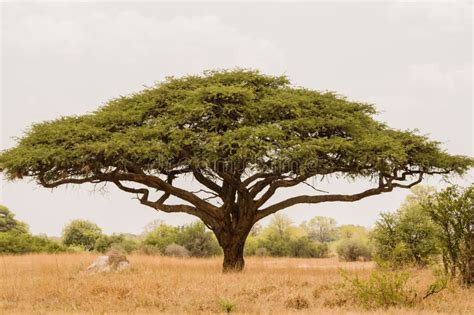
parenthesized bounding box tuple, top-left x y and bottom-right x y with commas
(255, 172, 424, 221)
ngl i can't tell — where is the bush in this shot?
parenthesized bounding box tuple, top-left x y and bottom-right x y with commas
(164, 243, 190, 257)
(340, 270, 418, 309)
(371, 186, 439, 268)
(288, 237, 329, 258)
(422, 185, 474, 285)
(243, 236, 258, 256)
(336, 238, 372, 261)
(0, 231, 67, 254)
(62, 220, 102, 251)
(176, 222, 221, 257)
(143, 224, 180, 252)
(94, 234, 138, 253)
(143, 221, 221, 256)
(219, 298, 236, 313)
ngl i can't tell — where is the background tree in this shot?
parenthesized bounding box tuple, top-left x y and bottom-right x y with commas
(0, 206, 66, 254)
(0, 70, 472, 271)
(371, 186, 438, 267)
(62, 219, 102, 251)
(0, 205, 28, 233)
(301, 216, 337, 243)
(422, 185, 474, 285)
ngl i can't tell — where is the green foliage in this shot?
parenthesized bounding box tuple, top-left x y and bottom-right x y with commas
(0, 205, 28, 233)
(372, 187, 439, 268)
(0, 231, 67, 254)
(1, 69, 471, 187)
(340, 270, 418, 309)
(422, 185, 474, 286)
(218, 298, 236, 313)
(243, 235, 258, 256)
(175, 221, 221, 257)
(336, 225, 367, 240)
(143, 221, 220, 257)
(62, 220, 102, 251)
(253, 214, 328, 258)
(336, 238, 372, 261)
(143, 224, 180, 252)
(288, 237, 329, 258)
(301, 216, 337, 243)
(94, 234, 138, 254)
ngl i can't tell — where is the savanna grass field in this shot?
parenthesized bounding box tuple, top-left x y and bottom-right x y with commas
(1, 253, 473, 314)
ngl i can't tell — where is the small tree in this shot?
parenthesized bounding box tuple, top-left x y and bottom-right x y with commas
(301, 216, 337, 243)
(142, 223, 180, 252)
(176, 221, 221, 257)
(62, 219, 102, 251)
(422, 185, 474, 285)
(336, 238, 372, 261)
(1, 70, 472, 271)
(371, 187, 438, 267)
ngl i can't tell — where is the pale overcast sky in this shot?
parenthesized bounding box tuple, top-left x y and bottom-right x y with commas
(1, 1, 472, 236)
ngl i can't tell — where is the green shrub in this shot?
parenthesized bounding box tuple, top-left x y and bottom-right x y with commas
(288, 237, 328, 258)
(218, 298, 236, 313)
(422, 185, 474, 285)
(243, 236, 258, 256)
(62, 220, 102, 251)
(175, 221, 221, 257)
(336, 238, 372, 261)
(0, 231, 67, 254)
(143, 224, 180, 252)
(371, 186, 439, 268)
(340, 270, 418, 309)
(94, 234, 138, 253)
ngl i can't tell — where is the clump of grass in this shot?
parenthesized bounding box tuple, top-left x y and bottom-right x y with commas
(218, 298, 236, 313)
(285, 295, 310, 309)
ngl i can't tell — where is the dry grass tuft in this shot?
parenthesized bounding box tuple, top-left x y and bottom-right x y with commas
(0, 253, 472, 314)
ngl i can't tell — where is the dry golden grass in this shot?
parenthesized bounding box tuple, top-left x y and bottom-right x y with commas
(0, 253, 473, 314)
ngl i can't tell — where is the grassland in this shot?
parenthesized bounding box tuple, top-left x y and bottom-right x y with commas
(0, 253, 473, 314)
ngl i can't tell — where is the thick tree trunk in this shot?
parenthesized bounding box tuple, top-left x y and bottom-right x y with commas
(215, 228, 250, 273)
(222, 239, 245, 272)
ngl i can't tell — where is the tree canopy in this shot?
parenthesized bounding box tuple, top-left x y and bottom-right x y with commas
(0, 69, 472, 271)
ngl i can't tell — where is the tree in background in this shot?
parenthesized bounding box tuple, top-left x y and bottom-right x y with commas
(422, 185, 474, 286)
(94, 234, 138, 254)
(257, 213, 328, 258)
(143, 224, 180, 252)
(336, 225, 367, 240)
(62, 219, 102, 251)
(1, 70, 472, 271)
(0, 205, 28, 233)
(143, 221, 220, 257)
(301, 216, 337, 243)
(371, 186, 438, 267)
(0, 205, 66, 254)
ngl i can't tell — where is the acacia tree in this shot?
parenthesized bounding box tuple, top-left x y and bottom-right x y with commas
(0, 70, 472, 272)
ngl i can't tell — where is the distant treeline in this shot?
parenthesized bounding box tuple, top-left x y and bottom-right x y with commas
(1, 184, 472, 284)
(0, 204, 371, 259)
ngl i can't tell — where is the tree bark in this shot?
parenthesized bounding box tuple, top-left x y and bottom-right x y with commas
(222, 238, 246, 272)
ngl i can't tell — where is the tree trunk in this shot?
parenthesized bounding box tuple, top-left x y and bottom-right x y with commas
(222, 239, 245, 272)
